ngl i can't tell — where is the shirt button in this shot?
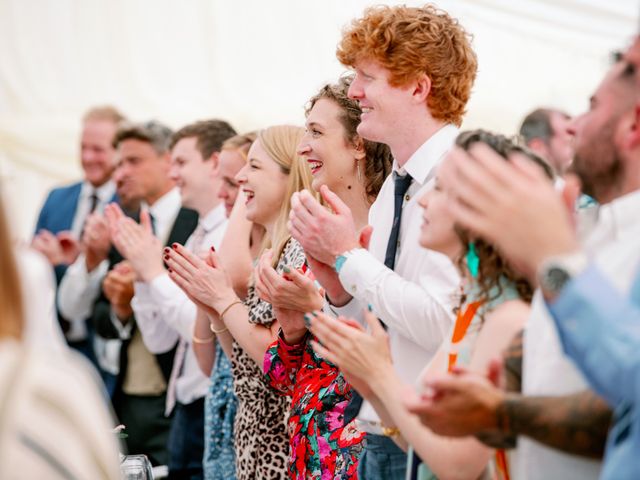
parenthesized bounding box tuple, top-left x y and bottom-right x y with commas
(351, 284, 357, 292)
(405, 194, 410, 202)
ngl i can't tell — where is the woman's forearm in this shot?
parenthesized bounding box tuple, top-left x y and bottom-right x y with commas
(217, 302, 278, 366)
(193, 307, 216, 376)
(370, 367, 491, 480)
(219, 193, 255, 299)
(208, 310, 235, 360)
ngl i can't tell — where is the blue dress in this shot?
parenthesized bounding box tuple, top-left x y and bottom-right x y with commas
(203, 342, 237, 480)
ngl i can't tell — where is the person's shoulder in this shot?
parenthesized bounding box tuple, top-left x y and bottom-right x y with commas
(43, 181, 83, 203)
(485, 299, 529, 331)
(50, 181, 83, 196)
(0, 344, 121, 479)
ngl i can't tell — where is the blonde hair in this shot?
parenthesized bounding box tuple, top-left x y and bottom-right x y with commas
(82, 105, 126, 125)
(257, 126, 318, 265)
(222, 132, 258, 162)
(0, 196, 23, 339)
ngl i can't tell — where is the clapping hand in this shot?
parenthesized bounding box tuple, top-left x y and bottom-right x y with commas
(255, 249, 323, 313)
(440, 144, 580, 278)
(403, 359, 505, 437)
(309, 307, 392, 397)
(82, 212, 112, 270)
(164, 243, 238, 314)
(106, 204, 164, 282)
(32, 229, 81, 266)
(103, 260, 136, 321)
(288, 186, 360, 265)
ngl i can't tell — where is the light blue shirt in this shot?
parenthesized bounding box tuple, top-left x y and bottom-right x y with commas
(548, 264, 640, 480)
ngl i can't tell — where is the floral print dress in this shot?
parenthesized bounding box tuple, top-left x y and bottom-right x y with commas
(264, 328, 365, 479)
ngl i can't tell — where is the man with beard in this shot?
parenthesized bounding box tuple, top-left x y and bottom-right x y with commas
(404, 39, 640, 480)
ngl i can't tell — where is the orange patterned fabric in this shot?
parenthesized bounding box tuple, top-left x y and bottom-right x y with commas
(447, 300, 484, 372)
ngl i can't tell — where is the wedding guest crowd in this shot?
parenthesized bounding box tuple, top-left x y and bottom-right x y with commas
(3, 3, 639, 480)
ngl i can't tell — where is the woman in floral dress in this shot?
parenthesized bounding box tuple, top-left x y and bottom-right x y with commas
(257, 76, 392, 479)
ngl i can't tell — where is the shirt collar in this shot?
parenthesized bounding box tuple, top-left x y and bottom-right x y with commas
(145, 187, 181, 226)
(81, 180, 116, 202)
(199, 204, 227, 233)
(597, 188, 640, 241)
(395, 124, 459, 184)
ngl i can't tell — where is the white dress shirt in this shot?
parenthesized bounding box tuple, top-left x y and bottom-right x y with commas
(133, 204, 227, 406)
(70, 180, 116, 238)
(65, 180, 116, 341)
(331, 124, 460, 427)
(58, 187, 182, 336)
(517, 189, 640, 480)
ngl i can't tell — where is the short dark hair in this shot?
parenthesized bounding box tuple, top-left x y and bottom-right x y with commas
(113, 120, 173, 154)
(519, 108, 570, 146)
(170, 120, 237, 160)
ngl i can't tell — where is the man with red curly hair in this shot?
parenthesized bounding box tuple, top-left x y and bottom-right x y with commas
(289, 4, 477, 478)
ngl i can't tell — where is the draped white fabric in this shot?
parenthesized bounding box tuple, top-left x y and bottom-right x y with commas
(0, 0, 637, 239)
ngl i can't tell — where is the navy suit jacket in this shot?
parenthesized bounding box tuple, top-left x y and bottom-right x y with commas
(35, 181, 117, 284)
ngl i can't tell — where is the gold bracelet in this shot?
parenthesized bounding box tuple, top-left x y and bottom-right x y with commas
(381, 424, 401, 438)
(219, 299, 243, 322)
(192, 333, 215, 344)
(210, 324, 229, 334)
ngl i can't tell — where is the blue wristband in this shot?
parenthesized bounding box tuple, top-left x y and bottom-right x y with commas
(334, 254, 348, 273)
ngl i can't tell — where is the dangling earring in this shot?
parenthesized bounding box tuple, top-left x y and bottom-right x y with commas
(356, 160, 362, 183)
(466, 241, 480, 278)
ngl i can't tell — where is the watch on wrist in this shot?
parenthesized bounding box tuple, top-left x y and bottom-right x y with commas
(538, 251, 588, 297)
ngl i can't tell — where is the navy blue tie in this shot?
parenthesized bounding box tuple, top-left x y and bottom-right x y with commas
(384, 172, 413, 270)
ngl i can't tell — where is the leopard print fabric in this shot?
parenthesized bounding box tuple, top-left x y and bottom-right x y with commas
(230, 238, 305, 480)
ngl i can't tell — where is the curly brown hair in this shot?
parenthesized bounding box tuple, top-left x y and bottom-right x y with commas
(454, 130, 554, 307)
(306, 75, 393, 202)
(336, 4, 477, 126)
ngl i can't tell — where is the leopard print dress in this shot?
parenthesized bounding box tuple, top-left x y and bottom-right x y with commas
(230, 238, 305, 480)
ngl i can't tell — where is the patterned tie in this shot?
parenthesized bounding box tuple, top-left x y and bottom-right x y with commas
(345, 173, 413, 424)
(165, 222, 207, 415)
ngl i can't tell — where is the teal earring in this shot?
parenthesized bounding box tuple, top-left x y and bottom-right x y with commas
(466, 242, 480, 278)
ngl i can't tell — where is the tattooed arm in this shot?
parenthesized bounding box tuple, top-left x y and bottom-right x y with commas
(488, 390, 612, 458)
(503, 329, 523, 394)
(416, 329, 612, 457)
(480, 329, 611, 457)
